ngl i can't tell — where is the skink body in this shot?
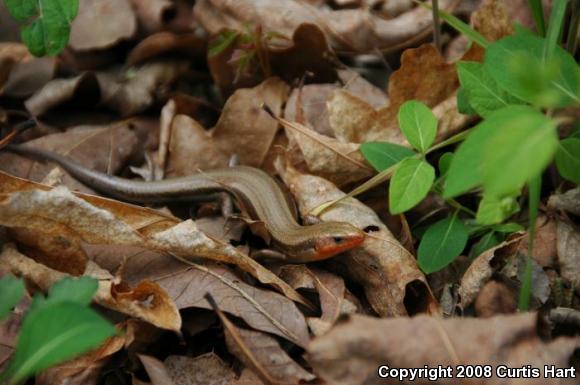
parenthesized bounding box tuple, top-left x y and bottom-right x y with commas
(5, 144, 365, 262)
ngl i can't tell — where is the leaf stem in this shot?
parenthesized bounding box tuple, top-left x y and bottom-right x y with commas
(432, 0, 442, 52)
(566, 0, 580, 54)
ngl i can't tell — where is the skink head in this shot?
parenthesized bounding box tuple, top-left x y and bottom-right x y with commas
(310, 223, 365, 260)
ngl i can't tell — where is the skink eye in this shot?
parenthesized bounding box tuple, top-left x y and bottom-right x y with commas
(333, 236, 343, 243)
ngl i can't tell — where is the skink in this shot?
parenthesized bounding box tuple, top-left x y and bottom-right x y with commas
(5, 144, 365, 262)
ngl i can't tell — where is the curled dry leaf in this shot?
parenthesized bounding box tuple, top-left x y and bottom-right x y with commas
(128, 0, 177, 34)
(126, 32, 207, 67)
(279, 265, 349, 335)
(474, 280, 517, 318)
(307, 312, 580, 385)
(194, 0, 459, 53)
(164, 353, 237, 385)
(70, 0, 137, 51)
(556, 220, 580, 293)
(458, 233, 525, 309)
(278, 164, 438, 316)
(548, 187, 580, 216)
(99, 60, 192, 117)
(126, 253, 310, 347)
(0, 244, 182, 331)
(0, 172, 308, 307)
(0, 57, 57, 99)
(224, 326, 315, 385)
(25, 72, 101, 117)
(212, 77, 289, 167)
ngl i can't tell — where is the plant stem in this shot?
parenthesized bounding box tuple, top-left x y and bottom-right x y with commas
(518, 175, 541, 311)
(432, 0, 442, 52)
(527, 0, 546, 36)
(566, 0, 580, 54)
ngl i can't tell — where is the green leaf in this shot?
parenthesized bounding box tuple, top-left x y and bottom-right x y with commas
(476, 194, 520, 225)
(456, 87, 477, 115)
(3, 302, 116, 384)
(481, 106, 558, 196)
(209, 30, 239, 57)
(485, 31, 580, 107)
(469, 231, 502, 258)
(457, 61, 523, 117)
(4, 0, 37, 21)
(398, 100, 437, 153)
(0, 275, 25, 320)
(360, 142, 415, 172)
(46, 277, 98, 307)
(389, 158, 435, 214)
(438, 152, 454, 177)
(417, 215, 469, 274)
(443, 107, 516, 198)
(5, 0, 79, 57)
(492, 222, 525, 233)
(555, 138, 580, 184)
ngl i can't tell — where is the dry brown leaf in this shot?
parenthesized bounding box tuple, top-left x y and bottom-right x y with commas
(164, 353, 237, 385)
(556, 220, 580, 294)
(517, 215, 557, 268)
(212, 78, 289, 167)
(279, 265, 348, 335)
(548, 187, 580, 216)
(279, 164, 438, 316)
(307, 312, 580, 385)
(124, 253, 310, 347)
(279, 116, 374, 186)
(0, 172, 308, 307)
(166, 115, 229, 177)
(224, 326, 315, 385)
(25, 72, 101, 117)
(99, 60, 191, 117)
(139, 354, 177, 385)
(0, 57, 57, 98)
(458, 234, 525, 309)
(0, 244, 182, 331)
(474, 280, 517, 318)
(70, 0, 137, 51)
(194, 0, 459, 53)
(126, 32, 207, 67)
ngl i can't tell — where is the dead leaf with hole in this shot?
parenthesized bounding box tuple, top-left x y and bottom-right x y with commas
(164, 353, 237, 385)
(0, 172, 308, 307)
(0, 244, 182, 331)
(307, 312, 580, 385)
(194, 0, 459, 53)
(278, 164, 438, 316)
(70, 0, 137, 52)
(122, 252, 310, 347)
(458, 233, 524, 309)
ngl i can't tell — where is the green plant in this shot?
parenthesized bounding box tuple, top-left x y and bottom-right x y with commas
(0, 275, 116, 384)
(359, 0, 579, 290)
(4, 0, 79, 57)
